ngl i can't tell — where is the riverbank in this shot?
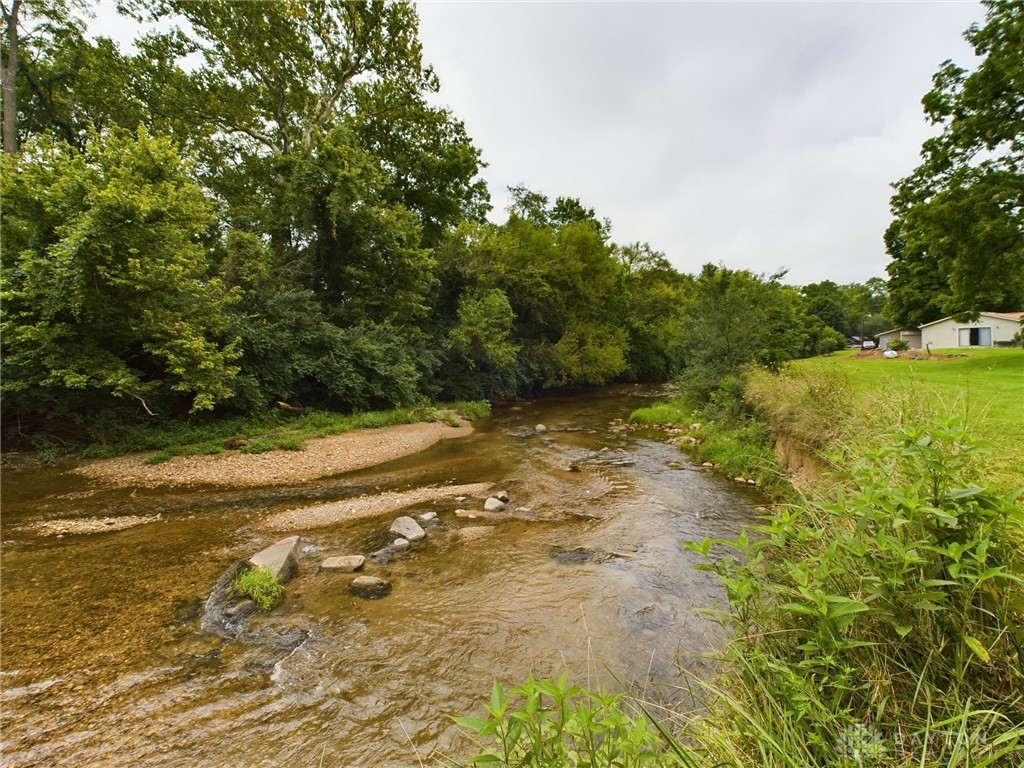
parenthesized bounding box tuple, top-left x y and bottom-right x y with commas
(74, 418, 475, 488)
(587, 358, 1024, 767)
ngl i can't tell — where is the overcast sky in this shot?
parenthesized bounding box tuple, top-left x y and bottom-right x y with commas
(414, 1, 983, 285)
(91, 1, 984, 286)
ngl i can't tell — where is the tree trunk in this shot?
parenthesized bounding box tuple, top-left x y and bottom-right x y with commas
(1, 0, 20, 154)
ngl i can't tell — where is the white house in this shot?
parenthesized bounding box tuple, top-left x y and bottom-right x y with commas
(919, 312, 1023, 349)
(876, 327, 923, 350)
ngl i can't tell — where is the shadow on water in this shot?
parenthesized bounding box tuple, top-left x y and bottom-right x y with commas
(0, 385, 763, 767)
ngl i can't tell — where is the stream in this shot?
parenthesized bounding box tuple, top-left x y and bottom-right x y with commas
(0, 386, 762, 767)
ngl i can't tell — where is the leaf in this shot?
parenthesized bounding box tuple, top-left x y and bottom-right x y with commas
(452, 716, 495, 733)
(826, 600, 871, 619)
(964, 635, 991, 663)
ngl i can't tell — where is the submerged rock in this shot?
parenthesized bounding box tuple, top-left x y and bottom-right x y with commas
(392, 538, 411, 551)
(349, 576, 392, 599)
(249, 536, 301, 583)
(535, 424, 547, 433)
(418, 511, 438, 522)
(549, 546, 609, 565)
(321, 555, 365, 573)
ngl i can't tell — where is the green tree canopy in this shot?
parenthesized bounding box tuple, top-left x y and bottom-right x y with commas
(1, 127, 239, 424)
(886, 1, 1024, 324)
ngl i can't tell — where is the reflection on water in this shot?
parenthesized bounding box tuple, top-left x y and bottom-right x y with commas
(0, 386, 762, 767)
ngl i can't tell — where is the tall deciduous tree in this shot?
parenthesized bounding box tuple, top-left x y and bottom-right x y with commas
(1, 0, 89, 153)
(1, 128, 239, 421)
(887, 1, 1024, 321)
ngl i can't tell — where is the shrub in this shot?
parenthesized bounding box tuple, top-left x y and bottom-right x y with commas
(887, 338, 910, 351)
(233, 565, 284, 611)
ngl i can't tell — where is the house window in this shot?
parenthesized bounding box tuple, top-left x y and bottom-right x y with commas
(958, 327, 992, 347)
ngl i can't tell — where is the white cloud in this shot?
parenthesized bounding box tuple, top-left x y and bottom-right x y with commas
(417, 0, 982, 285)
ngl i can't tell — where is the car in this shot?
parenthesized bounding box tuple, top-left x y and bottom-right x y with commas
(861, 340, 876, 350)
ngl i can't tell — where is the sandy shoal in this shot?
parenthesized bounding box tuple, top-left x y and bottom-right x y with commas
(74, 420, 473, 488)
(262, 482, 495, 531)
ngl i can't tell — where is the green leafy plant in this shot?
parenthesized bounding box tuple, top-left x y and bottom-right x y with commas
(233, 565, 284, 611)
(685, 418, 1024, 764)
(453, 672, 690, 767)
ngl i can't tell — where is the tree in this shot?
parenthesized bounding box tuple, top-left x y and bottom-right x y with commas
(1, 0, 89, 153)
(1, 128, 239, 426)
(887, 1, 1024, 320)
(614, 242, 690, 380)
(679, 265, 841, 399)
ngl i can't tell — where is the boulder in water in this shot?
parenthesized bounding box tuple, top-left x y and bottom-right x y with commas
(321, 555, 365, 573)
(349, 576, 392, 599)
(484, 497, 506, 512)
(249, 536, 301, 584)
(390, 516, 426, 542)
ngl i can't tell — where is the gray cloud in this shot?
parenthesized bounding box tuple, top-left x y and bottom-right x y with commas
(417, 1, 983, 285)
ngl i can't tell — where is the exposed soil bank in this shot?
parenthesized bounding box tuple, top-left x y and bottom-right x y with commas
(74, 419, 473, 488)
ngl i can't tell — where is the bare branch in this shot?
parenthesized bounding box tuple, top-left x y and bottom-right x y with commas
(131, 393, 158, 417)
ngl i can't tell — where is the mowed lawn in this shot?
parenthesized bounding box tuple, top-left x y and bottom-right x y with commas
(795, 348, 1024, 490)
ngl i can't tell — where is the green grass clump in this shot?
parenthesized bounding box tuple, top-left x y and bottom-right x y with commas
(239, 439, 275, 455)
(273, 435, 306, 451)
(180, 439, 227, 456)
(81, 444, 118, 460)
(233, 565, 284, 611)
(627, 398, 696, 426)
(143, 448, 178, 465)
(449, 400, 492, 421)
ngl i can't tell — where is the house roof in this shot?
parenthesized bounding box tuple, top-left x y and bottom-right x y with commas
(877, 326, 919, 336)
(918, 311, 1024, 329)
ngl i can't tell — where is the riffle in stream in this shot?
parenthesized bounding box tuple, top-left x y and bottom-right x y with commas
(0, 386, 763, 767)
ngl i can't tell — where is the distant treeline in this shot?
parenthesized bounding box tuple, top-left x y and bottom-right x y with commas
(1, 1, 882, 446)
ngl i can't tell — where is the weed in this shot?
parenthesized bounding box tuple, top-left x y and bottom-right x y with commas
(233, 565, 284, 611)
(453, 672, 689, 767)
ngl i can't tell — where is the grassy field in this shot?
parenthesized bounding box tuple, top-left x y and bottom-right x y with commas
(791, 348, 1023, 489)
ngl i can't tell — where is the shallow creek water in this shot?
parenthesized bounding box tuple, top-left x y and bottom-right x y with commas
(0, 386, 763, 767)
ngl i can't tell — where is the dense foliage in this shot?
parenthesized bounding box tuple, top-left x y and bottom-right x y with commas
(886, 1, 1024, 326)
(1, 0, 870, 449)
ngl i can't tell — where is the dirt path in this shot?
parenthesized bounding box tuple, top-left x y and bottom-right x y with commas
(74, 420, 473, 488)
